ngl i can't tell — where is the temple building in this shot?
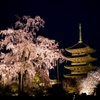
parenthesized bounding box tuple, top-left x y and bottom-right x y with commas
(64, 24, 98, 79)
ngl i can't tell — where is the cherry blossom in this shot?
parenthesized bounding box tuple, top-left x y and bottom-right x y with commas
(0, 15, 66, 87)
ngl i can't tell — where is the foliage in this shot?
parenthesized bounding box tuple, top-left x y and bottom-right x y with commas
(32, 74, 41, 84)
(10, 83, 18, 93)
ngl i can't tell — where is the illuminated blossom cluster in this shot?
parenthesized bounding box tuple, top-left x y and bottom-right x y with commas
(0, 15, 66, 87)
(76, 68, 100, 95)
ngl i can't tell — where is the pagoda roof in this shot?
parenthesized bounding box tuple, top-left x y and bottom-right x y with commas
(67, 42, 87, 49)
(64, 74, 87, 79)
(64, 63, 96, 67)
(65, 42, 96, 54)
(67, 54, 88, 58)
(66, 54, 97, 62)
(68, 63, 88, 66)
(64, 63, 98, 70)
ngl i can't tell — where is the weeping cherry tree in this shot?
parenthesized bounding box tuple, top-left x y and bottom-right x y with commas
(0, 15, 66, 89)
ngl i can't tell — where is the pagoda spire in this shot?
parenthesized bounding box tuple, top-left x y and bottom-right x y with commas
(78, 23, 82, 43)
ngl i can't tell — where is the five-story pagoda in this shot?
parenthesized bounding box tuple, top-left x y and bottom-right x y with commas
(64, 24, 98, 79)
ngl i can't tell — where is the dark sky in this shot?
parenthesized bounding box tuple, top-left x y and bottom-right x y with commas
(0, 0, 100, 67)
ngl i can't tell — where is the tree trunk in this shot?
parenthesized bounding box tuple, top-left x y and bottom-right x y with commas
(18, 69, 23, 96)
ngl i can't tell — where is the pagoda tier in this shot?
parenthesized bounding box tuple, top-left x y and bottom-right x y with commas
(64, 63, 97, 74)
(65, 43, 96, 55)
(66, 54, 97, 64)
(64, 24, 98, 79)
(64, 74, 87, 79)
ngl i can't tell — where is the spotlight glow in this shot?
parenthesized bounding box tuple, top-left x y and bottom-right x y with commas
(77, 68, 100, 95)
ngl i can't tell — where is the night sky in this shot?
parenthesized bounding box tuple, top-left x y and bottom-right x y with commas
(0, 0, 100, 78)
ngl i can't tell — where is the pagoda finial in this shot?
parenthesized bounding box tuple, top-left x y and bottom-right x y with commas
(78, 23, 82, 43)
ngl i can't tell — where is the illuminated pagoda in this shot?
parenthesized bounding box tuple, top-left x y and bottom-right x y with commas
(64, 24, 98, 79)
